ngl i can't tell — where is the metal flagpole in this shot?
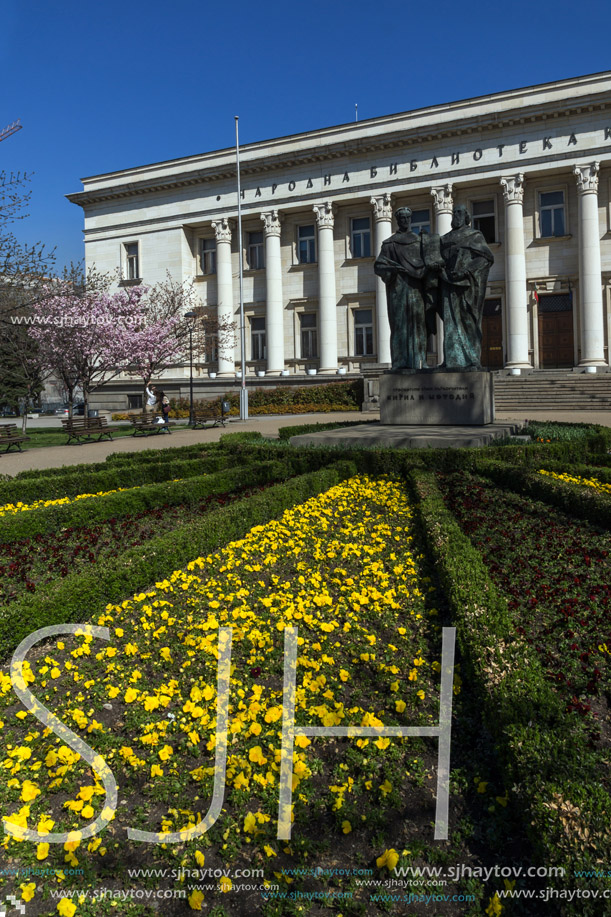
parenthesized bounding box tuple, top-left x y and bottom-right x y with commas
(235, 116, 248, 421)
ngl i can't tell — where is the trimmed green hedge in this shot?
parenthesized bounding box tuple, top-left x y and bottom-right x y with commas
(0, 454, 230, 504)
(477, 460, 611, 528)
(0, 461, 356, 660)
(530, 459, 611, 484)
(13, 443, 218, 480)
(218, 439, 426, 478)
(277, 420, 369, 441)
(0, 460, 289, 542)
(218, 431, 266, 444)
(103, 442, 219, 466)
(410, 467, 611, 893)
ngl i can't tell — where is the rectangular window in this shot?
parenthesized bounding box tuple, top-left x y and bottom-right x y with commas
(297, 225, 316, 263)
(127, 394, 143, 410)
(250, 316, 266, 361)
(539, 190, 566, 237)
(199, 238, 217, 275)
(300, 313, 318, 359)
(350, 217, 371, 258)
(200, 333, 218, 364)
(411, 209, 431, 235)
(354, 308, 374, 356)
(124, 242, 140, 280)
(471, 200, 496, 243)
(248, 231, 265, 270)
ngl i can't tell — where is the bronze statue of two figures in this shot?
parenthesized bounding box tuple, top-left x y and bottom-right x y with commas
(374, 206, 494, 372)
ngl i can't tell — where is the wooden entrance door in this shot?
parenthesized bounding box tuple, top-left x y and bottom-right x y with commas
(481, 299, 503, 369)
(538, 294, 574, 368)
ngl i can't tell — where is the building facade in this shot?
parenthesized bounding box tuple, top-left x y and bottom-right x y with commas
(68, 71, 611, 403)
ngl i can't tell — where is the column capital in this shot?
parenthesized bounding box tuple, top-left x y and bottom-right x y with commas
(260, 210, 281, 237)
(430, 184, 453, 215)
(500, 174, 525, 204)
(313, 201, 336, 229)
(211, 217, 234, 243)
(574, 161, 600, 194)
(370, 192, 393, 222)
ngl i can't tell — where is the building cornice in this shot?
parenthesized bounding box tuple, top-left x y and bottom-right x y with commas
(67, 72, 611, 209)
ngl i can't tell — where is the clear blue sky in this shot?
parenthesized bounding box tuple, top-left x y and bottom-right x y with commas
(2, 0, 610, 271)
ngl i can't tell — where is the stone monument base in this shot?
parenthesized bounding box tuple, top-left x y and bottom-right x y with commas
(379, 370, 494, 425)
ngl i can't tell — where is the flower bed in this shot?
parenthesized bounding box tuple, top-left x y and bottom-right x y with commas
(538, 467, 611, 492)
(0, 475, 447, 914)
(410, 467, 611, 908)
(3, 429, 611, 914)
(0, 454, 226, 504)
(438, 471, 611, 716)
(0, 460, 287, 542)
(0, 489, 261, 607)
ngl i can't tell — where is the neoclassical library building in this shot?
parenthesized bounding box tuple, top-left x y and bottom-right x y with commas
(69, 70, 611, 402)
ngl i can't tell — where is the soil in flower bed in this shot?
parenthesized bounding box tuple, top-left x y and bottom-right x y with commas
(0, 484, 274, 608)
(0, 476, 533, 916)
(437, 470, 611, 751)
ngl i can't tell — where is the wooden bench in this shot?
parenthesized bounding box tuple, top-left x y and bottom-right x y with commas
(191, 402, 228, 430)
(61, 416, 114, 445)
(130, 416, 171, 437)
(0, 424, 29, 454)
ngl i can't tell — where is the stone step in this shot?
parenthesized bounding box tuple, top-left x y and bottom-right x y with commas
(493, 374, 611, 410)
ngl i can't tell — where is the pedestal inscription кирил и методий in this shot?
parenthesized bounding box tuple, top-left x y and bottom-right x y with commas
(379, 371, 494, 425)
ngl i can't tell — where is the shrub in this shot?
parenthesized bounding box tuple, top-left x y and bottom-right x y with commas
(0, 454, 230, 504)
(0, 460, 289, 542)
(277, 420, 369, 441)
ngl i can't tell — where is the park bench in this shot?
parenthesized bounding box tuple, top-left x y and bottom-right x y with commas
(61, 416, 114, 445)
(130, 415, 171, 437)
(0, 423, 29, 454)
(191, 400, 230, 430)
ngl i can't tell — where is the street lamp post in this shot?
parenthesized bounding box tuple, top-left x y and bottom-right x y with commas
(185, 310, 196, 426)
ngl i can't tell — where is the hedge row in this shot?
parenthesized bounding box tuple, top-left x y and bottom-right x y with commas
(0, 461, 356, 660)
(409, 467, 611, 895)
(176, 380, 364, 411)
(13, 443, 218, 480)
(477, 460, 611, 529)
(528, 458, 611, 484)
(0, 460, 289, 542)
(277, 420, 369, 441)
(218, 439, 426, 478)
(0, 454, 230, 504)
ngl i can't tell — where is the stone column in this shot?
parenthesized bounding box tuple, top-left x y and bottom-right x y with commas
(431, 185, 453, 363)
(574, 162, 606, 366)
(371, 193, 393, 365)
(500, 174, 531, 369)
(431, 184, 453, 236)
(211, 217, 236, 376)
(313, 201, 338, 372)
(261, 210, 284, 375)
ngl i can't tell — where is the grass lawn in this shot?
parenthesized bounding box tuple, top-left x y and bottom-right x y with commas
(16, 424, 191, 450)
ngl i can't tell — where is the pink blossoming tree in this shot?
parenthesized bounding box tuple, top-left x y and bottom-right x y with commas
(29, 280, 144, 418)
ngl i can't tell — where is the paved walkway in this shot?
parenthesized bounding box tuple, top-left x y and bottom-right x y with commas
(1, 409, 609, 477)
(0, 413, 364, 477)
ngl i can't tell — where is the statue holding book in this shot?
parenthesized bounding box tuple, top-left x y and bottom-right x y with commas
(374, 205, 493, 372)
(373, 207, 442, 371)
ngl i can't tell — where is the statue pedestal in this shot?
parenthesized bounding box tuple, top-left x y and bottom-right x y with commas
(379, 371, 495, 425)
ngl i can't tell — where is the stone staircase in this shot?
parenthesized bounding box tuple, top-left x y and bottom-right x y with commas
(493, 372, 611, 411)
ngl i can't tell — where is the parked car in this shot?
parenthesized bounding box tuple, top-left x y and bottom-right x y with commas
(54, 403, 86, 416)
